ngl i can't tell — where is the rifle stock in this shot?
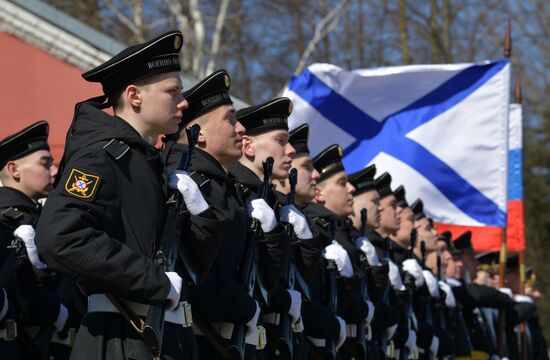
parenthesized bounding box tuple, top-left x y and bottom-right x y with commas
(276, 167, 299, 359)
(229, 157, 274, 359)
(142, 124, 200, 358)
(355, 208, 369, 360)
(324, 219, 338, 360)
(420, 241, 433, 360)
(399, 229, 417, 360)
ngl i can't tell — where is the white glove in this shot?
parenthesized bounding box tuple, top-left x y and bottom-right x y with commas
(386, 324, 398, 340)
(446, 278, 462, 287)
(247, 199, 277, 233)
(14, 225, 47, 269)
(287, 289, 302, 324)
(354, 236, 381, 266)
(388, 260, 405, 291)
(245, 301, 261, 345)
(498, 287, 513, 299)
(366, 300, 375, 325)
(0, 289, 8, 322)
(54, 303, 69, 332)
(165, 272, 183, 311)
(402, 259, 425, 287)
(405, 329, 418, 352)
(336, 316, 346, 350)
(279, 205, 313, 239)
(430, 335, 439, 357)
(422, 270, 440, 299)
(514, 294, 534, 304)
(168, 170, 209, 215)
(323, 241, 353, 278)
(439, 281, 456, 308)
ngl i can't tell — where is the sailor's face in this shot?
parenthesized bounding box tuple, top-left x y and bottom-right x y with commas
(353, 190, 382, 230)
(415, 217, 438, 251)
(15, 150, 57, 200)
(247, 130, 296, 180)
(140, 72, 187, 135)
(198, 105, 244, 166)
(379, 195, 400, 233)
(317, 171, 355, 216)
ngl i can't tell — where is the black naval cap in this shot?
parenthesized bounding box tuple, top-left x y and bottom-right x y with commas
(82, 30, 183, 97)
(437, 230, 457, 253)
(181, 69, 233, 124)
(453, 231, 473, 251)
(394, 185, 408, 208)
(237, 97, 292, 135)
(313, 144, 345, 182)
(476, 251, 499, 274)
(0, 121, 49, 169)
(374, 172, 393, 199)
(410, 199, 426, 220)
(289, 124, 310, 155)
(348, 164, 377, 195)
(438, 230, 452, 243)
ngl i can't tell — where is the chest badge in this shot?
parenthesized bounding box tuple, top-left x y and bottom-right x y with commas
(65, 169, 101, 199)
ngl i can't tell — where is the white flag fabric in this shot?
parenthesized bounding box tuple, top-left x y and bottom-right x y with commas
(283, 61, 510, 227)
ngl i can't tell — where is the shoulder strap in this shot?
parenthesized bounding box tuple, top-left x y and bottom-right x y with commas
(189, 171, 210, 189)
(0, 207, 24, 231)
(102, 139, 131, 161)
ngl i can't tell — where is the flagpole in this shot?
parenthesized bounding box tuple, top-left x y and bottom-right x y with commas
(513, 77, 529, 360)
(497, 16, 512, 357)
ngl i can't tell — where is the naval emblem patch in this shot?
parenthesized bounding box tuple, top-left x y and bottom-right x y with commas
(65, 169, 100, 199)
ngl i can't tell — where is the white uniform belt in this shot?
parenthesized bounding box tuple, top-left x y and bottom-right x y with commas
(87, 294, 186, 325)
(307, 336, 326, 347)
(263, 313, 304, 333)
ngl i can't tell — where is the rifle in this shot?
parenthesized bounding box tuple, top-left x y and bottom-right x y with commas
(354, 208, 369, 360)
(1, 208, 26, 289)
(276, 168, 311, 359)
(399, 229, 418, 360)
(324, 219, 338, 360)
(229, 157, 274, 359)
(140, 124, 200, 358)
(378, 237, 392, 360)
(420, 241, 433, 360)
(435, 250, 447, 331)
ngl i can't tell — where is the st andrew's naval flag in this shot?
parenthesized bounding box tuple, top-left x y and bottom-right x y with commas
(283, 60, 511, 250)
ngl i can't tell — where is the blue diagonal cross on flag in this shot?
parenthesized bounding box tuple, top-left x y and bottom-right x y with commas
(283, 60, 510, 228)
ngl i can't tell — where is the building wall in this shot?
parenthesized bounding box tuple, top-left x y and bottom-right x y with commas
(0, 32, 101, 162)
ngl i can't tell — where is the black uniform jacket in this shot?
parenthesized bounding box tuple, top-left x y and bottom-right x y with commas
(297, 202, 338, 340)
(163, 144, 256, 324)
(300, 202, 369, 325)
(158, 143, 225, 285)
(272, 190, 326, 288)
(0, 187, 61, 326)
(228, 162, 291, 294)
(35, 100, 170, 305)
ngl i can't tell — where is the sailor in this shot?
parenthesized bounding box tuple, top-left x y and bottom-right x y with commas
(35, 31, 194, 360)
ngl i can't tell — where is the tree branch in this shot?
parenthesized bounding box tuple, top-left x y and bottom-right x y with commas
(205, 0, 230, 75)
(292, 0, 349, 77)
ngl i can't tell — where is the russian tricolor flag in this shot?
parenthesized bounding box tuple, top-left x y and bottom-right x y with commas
(506, 103, 525, 251)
